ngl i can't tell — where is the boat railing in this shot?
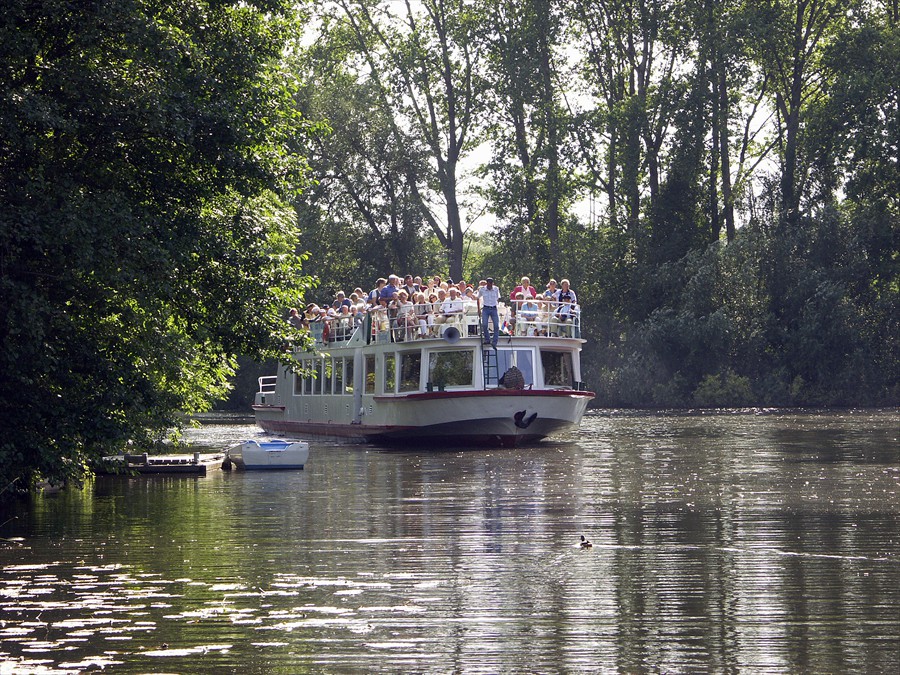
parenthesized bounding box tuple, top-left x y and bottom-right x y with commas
(258, 375, 278, 393)
(306, 315, 364, 345)
(510, 298, 581, 338)
(306, 300, 580, 346)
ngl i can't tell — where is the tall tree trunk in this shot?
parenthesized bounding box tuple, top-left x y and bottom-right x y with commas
(780, 93, 801, 228)
(705, 0, 721, 242)
(710, 78, 721, 241)
(442, 160, 465, 282)
(607, 126, 618, 230)
(718, 55, 735, 242)
(536, 0, 560, 275)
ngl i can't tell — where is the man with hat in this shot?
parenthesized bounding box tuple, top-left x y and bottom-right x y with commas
(476, 277, 501, 348)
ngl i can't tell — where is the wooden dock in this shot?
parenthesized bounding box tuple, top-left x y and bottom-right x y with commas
(97, 452, 226, 476)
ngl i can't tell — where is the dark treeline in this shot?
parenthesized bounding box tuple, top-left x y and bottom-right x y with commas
(293, 0, 898, 407)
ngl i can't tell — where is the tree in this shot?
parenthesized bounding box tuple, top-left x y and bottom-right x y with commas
(319, 0, 488, 281)
(568, 0, 691, 234)
(746, 0, 851, 226)
(477, 0, 576, 279)
(0, 0, 317, 490)
(290, 33, 444, 286)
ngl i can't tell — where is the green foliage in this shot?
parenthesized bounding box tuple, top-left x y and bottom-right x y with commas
(0, 0, 317, 490)
(297, 0, 487, 282)
(290, 0, 897, 411)
(586, 208, 898, 408)
(693, 370, 754, 408)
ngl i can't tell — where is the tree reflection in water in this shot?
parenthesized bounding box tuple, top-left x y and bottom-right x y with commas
(1, 411, 898, 673)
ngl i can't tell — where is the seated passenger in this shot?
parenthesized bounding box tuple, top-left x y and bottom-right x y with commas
(349, 292, 364, 311)
(511, 276, 537, 301)
(435, 287, 464, 325)
(380, 275, 400, 302)
(368, 278, 387, 305)
(288, 308, 305, 330)
(519, 294, 540, 335)
(368, 297, 391, 337)
(426, 292, 440, 335)
(402, 275, 418, 297)
(351, 305, 365, 328)
(554, 278, 578, 336)
(414, 292, 433, 338)
(335, 304, 352, 340)
(535, 297, 551, 336)
(462, 287, 479, 335)
(335, 290, 351, 309)
(395, 290, 417, 341)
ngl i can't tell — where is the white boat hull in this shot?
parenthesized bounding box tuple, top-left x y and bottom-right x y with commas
(254, 318, 594, 448)
(255, 389, 592, 447)
(227, 440, 309, 470)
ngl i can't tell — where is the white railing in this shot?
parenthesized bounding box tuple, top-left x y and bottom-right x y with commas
(258, 375, 278, 393)
(369, 306, 468, 343)
(303, 299, 581, 346)
(509, 299, 581, 338)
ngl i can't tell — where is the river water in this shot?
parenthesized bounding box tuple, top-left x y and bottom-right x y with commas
(1, 410, 898, 673)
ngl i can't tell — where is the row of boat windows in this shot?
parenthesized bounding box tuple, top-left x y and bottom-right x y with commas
(292, 348, 575, 396)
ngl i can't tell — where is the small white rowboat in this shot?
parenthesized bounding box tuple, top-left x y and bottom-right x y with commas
(225, 440, 309, 470)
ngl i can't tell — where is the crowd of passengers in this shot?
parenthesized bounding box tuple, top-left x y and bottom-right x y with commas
(287, 274, 579, 342)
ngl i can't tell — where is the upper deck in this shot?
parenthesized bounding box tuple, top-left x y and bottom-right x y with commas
(307, 298, 582, 349)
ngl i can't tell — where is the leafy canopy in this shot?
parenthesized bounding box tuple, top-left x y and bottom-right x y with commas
(0, 0, 320, 489)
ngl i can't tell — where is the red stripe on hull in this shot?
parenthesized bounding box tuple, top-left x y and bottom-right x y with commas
(377, 389, 595, 402)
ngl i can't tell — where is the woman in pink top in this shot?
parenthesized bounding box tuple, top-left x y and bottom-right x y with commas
(510, 276, 537, 301)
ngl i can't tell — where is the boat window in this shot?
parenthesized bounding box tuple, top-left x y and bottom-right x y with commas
(324, 358, 335, 395)
(365, 355, 375, 394)
(312, 358, 323, 395)
(428, 350, 473, 388)
(383, 352, 396, 394)
(294, 359, 306, 395)
(304, 361, 317, 394)
(399, 352, 421, 392)
(494, 348, 534, 387)
(333, 358, 343, 395)
(541, 350, 573, 388)
(344, 358, 354, 395)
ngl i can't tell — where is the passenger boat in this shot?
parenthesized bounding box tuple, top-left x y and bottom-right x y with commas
(253, 299, 594, 447)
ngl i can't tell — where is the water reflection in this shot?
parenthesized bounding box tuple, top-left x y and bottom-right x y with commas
(1, 410, 898, 673)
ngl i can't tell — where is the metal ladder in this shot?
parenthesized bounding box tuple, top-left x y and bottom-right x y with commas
(481, 347, 499, 388)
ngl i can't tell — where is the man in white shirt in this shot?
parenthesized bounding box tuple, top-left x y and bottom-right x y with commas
(476, 277, 501, 347)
